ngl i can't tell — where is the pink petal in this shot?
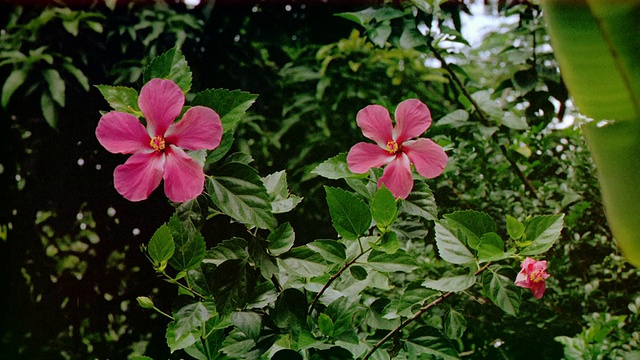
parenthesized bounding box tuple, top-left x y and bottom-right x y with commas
(96, 111, 151, 154)
(529, 281, 546, 299)
(402, 138, 448, 179)
(139, 78, 185, 137)
(393, 99, 432, 144)
(514, 270, 530, 288)
(163, 145, 205, 202)
(379, 153, 414, 199)
(356, 104, 394, 146)
(165, 106, 223, 150)
(113, 152, 165, 202)
(347, 142, 395, 173)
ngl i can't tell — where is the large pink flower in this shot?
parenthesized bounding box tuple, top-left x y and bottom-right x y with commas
(96, 78, 222, 202)
(515, 257, 551, 299)
(346, 99, 448, 199)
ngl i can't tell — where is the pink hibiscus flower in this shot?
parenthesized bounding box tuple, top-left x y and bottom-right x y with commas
(515, 257, 551, 299)
(96, 78, 222, 202)
(346, 99, 448, 199)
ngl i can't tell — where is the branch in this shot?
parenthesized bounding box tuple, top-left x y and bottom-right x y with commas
(308, 247, 371, 315)
(361, 262, 493, 360)
(427, 41, 539, 198)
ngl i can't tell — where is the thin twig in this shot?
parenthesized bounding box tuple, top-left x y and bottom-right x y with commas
(361, 262, 493, 360)
(427, 41, 539, 198)
(308, 247, 372, 315)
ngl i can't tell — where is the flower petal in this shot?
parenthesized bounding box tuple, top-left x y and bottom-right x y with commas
(113, 152, 165, 202)
(529, 281, 546, 299)
(356, 104, 394, 146)
(347, 142, 395, 173)
(96, 111, 150, 154)
(393, 99, 432, 144)
(402, 138, 448, 179)
(163, 145, 205, 202)
(379, 153, 414, 199)
(139, 78, 185, 137)
(165, 106, 223, 150)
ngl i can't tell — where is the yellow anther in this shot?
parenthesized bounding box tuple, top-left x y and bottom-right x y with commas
(386, 140, 399, 154)
(150, 136, 166, 152)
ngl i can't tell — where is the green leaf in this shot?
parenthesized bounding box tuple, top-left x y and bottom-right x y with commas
(324, 297, 358, 342)
(399, 20, 424, 49)
(306, 240, 346, 263)
(148, 224, 175, 264)
(477, 232, 505, 263)
(366, 249, 418, 273)
(220, 328, 258, 358)
(43, 68, 65, 107)
(444, 309, 467, 340)
(400, 182, 438, 220)
(191, 89, 258, 131)
(173, 301, 210, 339)
(371, 185, 397, 230)
(502, 112, 529, 130)
(231, 311, 262, 339)
(248, 238, 278, 280)
(166, 320, 197, 353)
(349, 265, 368, 281)
(483, 271, 520, 316)
(434, 220, 475, 265)
(205, 238, 249, 266)
(520, 214, 564, 256)
(279, 246, 330, 278)
(422, 274, 475, 292)
(41, 92, 58, 128)
(62, 63, 89, 91)
(207, 162, 276, 230)
(443, 210, 497, 250)
(506, 215, 525, 240)
(436, 109, 470, 128)
(371, 231, 399, 255)
(404, 326, 460, 360)
(144, 47, 192, 93)
(2, 68, 27, 108)
(325, 186, 371, 240)
(209, 260, 257, 315)
(263, 170, 302, 214)
(95, 85, 140, 114)
(272, 288, 308, 333)
(206, 131, 234, 165)
(268, 222, 295, 256)
(312, 153, 357, 180)
(318, 313, 334, 337)
(167, 216, 206, 272)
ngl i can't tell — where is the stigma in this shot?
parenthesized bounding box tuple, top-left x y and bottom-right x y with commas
(386, 140, 399, 154)
(150, 135, 166, 152)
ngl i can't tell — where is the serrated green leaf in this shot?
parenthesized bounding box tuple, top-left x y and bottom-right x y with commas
(506, 215, 525, 240)
(220, 328, 258, 358)
(306, 240, 346, 263)
(279, 246, 330, 278)
(400, 182, 438, 220)
(144, 47, 191, 93)
(207, 162, 276, 230)
(405, 326, 460, 360)
(205, 238, 249, 266)
(191, 88, 257, 131)
(422, 274, 475, 292)
(95, 85, 140, 114)
(371, 231, 399, 255)
(148, 224, 175, 263)
(43, 68, 65, 107)
(477, 232, 505, 263)
(444, 309, 467, 340)
(312, 153, 357, 180)
(444, 210, 497, 250)
(318, 313, 334, 337)
(367, 249, 418, 273)
(174, 301, 210, 339)
(166, 320, 197, 353)
(436, 109, 470, 128)
(62, 63, 89, 91)
(520, 214, 564, 256)
(167, 216, 206, 272)
(483, 271, 520, 316)
(249, 237, 278, 280)
(272, 288, 307, 333)
(434, 220, 475, 265)
(209, 260, 257, 315)
(263, 170, 302, 214)
(268, 222, 295, 256)
(206, 131, 234, 165)
(231, 311, 262, 339)
(325, 186, 371, 240)
(371, 185, 397, 230)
